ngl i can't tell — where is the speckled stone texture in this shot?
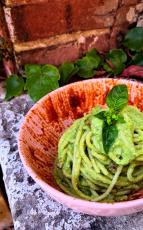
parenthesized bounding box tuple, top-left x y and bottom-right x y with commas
(1, 95, 143, 230)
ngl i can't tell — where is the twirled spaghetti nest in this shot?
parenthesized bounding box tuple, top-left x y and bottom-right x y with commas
(54, 106, 143, 202)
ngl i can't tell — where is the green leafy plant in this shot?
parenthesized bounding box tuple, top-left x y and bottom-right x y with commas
(59, 62, 78, 84)
(5, 75, 24, 100)
(129, 53, 143, 66)
(25, 64, 60, 102)
(76, 48, 101, 78)
(95, 85, 128, 153)
(103, 49, 127, 75)
(4, 27, 143, 102)
(123, 27, 143, 51)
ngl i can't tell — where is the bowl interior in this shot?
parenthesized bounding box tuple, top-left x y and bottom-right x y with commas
(19, 78, 143, 194)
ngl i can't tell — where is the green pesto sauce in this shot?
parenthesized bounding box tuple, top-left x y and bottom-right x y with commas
(92, 105, 143, 166)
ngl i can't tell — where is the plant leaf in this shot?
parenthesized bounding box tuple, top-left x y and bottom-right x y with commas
(95, 111, 107, 122)
(26, 64, 60, 102)
(25, 64, 41, 77)
(106, 85, 128, 111)
(123, 27, 143, 51)
(106, 49, 127, 75)
(102, 124, 118, 153)
(86, 48, 104, 66)
(42, 64, 60, 80)
(108, 49, 127, 63)
(76, 53, 101, 78)
(28, 75, 59, 102)
(5, 74, 24, 100)
(59, 62, 78, 84)
(25, 64, 41, 90)
(86, 48, 98, 58)
(130, 53, 143, 66)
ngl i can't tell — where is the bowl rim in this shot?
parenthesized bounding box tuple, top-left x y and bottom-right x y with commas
(18, 78, 143, 209)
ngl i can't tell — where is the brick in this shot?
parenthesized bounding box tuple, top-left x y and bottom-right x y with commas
(72, 14, 114, 32)
(115, 6, 130, 26)
(136, 3, 143, 12)
(4, 0, 117, 43)
(4, 0, 119, 10)
(3, 0, 46, 7)
(5, 1, 68, 42)
(121, 0, 141, 6)
(114, 6, 139, 27)
(126, 6, 138, 24)
(14, 29, 110, 66)
(71, 0, 119, 16)
(110, 26, 128, 48)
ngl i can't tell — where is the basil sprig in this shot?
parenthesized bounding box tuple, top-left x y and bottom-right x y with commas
(96, 85, 128, 153)
(106, 84, 128, 111)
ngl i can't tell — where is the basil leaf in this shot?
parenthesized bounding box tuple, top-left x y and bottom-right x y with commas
(59, 62, 78, 84)
(25, 64, 60, 101)
(102, 124, 118, 153)
(106, 85, 128, 111)
(106, 49, 127, 75)
(130, 53, 143, 66)
(123, 27, 143, 51)
(95, 111, 107, 122)
(76, 53, 101, 78)
(5, 74, 24, 100)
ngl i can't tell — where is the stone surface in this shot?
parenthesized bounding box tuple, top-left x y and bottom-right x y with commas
(1, 95, 143, 229)
(110, 25, 128, 48)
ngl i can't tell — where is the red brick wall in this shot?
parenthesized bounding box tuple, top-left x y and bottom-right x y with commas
(1, 0, 143, 68)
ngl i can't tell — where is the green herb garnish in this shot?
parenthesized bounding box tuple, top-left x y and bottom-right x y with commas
(95, 85, 128, 153)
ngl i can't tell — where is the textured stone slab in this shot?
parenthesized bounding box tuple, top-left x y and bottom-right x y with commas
(1, 95, 143, 230)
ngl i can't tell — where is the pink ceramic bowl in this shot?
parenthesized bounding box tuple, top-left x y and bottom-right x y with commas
(18, 78, 143, 216)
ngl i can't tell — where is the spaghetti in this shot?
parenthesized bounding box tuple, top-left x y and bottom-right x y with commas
(54, 105, 143, 202)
